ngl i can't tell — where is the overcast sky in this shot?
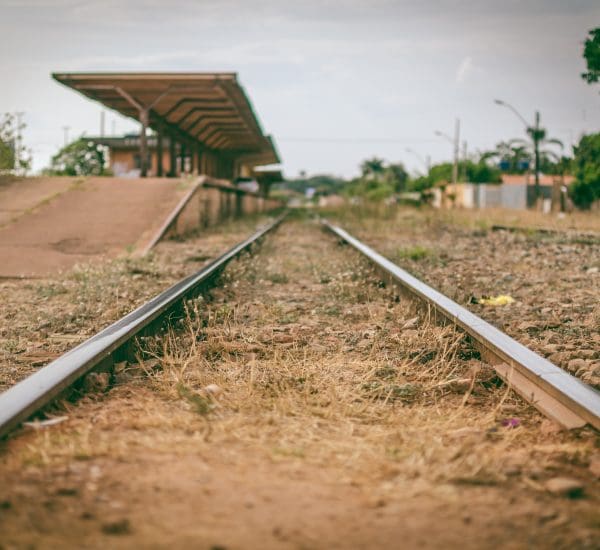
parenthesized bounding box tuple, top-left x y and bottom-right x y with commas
(1, 0, 599, 177)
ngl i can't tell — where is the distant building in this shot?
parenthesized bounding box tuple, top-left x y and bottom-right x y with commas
(90, 134, 172, 178)
(433, 174, 574, 211)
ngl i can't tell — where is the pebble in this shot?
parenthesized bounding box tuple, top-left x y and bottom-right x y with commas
(545, 477, 584, 498)
(202, 384, 223, 398)
(567, 358, 589, 373)
(589, 454, 600, 478)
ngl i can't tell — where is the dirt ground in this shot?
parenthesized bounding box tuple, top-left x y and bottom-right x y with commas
(0, 216, 597, 549)
(0, 215, 272, 391)
(0, 177, 192, 278)
(329, 206, 600, 388)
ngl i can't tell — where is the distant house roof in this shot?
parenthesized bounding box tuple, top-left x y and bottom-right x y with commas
(501, 174, 575, 186)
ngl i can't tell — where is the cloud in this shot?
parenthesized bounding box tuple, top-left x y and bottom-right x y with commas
(455, 56, 473, 84)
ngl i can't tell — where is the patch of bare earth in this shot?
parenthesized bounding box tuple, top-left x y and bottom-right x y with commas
(0, 218, 597, 549)
(0, 215, 273, 391)
(328, 206, 600, 388)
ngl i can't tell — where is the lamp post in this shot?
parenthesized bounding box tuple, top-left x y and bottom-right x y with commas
(404, 148, 430, 174)
(434, 118, 460, 185)
(494, 99, 542, 201)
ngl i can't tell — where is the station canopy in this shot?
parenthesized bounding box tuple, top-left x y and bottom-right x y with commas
(52, 72, 280, 165)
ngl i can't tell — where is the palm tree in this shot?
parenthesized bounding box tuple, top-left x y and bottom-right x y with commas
(360, 157, 385, 180)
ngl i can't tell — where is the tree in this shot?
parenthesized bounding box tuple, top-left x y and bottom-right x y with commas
(0, 113, 31, 174)
(47, 138, 108, 176)
(360, 157, 385, 180)
(581, 27, 600, 85)
(382, 163, 409, 192)
(570, 132, 600, 209)
(483, 140, 532, 173)
(464, 160, 502, 183)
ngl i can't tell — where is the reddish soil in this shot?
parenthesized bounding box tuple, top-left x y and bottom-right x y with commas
(0, 219, 597, 549)
(0, 177, 190, 278)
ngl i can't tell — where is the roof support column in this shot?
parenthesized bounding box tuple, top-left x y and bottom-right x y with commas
(156, 129, 164, 177)
(139, 109, 149, 178)
(196, 145, 204, 175)
(169, 135, 177, 177)
(180, 142, 187, 175)
(191, 143, 198, 175)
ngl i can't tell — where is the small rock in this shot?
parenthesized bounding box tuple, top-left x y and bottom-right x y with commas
(402, 316, 419, 330)
(545, 477, 584, 498)
(567, 358, 589, 373)
(541, 343, 559, 354)
(579, 349, 597, 360)
(202, 384, 223, 399)
(83, 372, 110, 394)
(589, 453, 600, 478)
(540, 419, 562, 435)
(101, 518, 131, 535)
(55, 487, 79, 497)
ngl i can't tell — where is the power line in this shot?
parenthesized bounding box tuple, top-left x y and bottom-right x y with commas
(277, 137, 439, 144)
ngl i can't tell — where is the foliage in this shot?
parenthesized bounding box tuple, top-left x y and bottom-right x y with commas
(0, 113, 31, 174)
(483, 140, 531, 173)
(278, 173, 348, 197)
(570, 132, 600, 209)
(581, 27, 600, 84)
(485, 132, 564, 176)
(405, 157, 500, 192)
(347, 159, 409, 201)
(360, 157, 385, 179)
(46, 138, 108, 176)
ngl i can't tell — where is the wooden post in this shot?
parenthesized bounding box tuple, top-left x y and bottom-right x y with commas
(139, 109, 149, 178)
(156, 130, 164, 177)
(190, 142, 197, 175)
(169, 136, 177, 177)
(180, 142, 187, 174)
(196, 146, 203, 176)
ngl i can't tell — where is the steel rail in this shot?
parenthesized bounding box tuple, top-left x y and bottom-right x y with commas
(323, 221, 600, 430)
(0, 213, 286, 438)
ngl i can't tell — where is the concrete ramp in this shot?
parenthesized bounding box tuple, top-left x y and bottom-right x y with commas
(0, 177, 191, 278)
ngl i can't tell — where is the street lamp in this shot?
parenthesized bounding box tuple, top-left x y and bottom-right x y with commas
(404, 148, 430, 174)
(434, 118, 460, 185)
(494, 98, 542, 201)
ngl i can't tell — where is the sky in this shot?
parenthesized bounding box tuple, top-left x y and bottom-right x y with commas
(1, 0, 599, 178)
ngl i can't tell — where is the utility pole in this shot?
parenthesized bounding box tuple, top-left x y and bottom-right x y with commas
(533, 110, 541, 200)
(434, 118, 460, 184)
(494, 99, 544, 204)
(100, 111, 106, 137)
(452, 118, 460, 185)
(14, 112, 24, 174)
(461, 140, 468, 182)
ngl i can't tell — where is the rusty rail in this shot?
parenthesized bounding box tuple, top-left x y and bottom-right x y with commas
(0, 213, 286, 438)
(322, 220, 600, 430)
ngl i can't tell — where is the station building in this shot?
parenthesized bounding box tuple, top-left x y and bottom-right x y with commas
(53, 72, 281, 182)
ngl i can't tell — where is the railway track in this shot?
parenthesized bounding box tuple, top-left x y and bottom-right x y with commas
(0, 213, 598, 440)
(322, 221, 600, 431)
(0, 213, 286, 438)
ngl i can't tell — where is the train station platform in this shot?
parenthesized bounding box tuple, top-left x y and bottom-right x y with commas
(0, 177, 191, 278)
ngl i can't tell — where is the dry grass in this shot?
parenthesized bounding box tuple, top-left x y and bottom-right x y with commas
(0, 214, 274, 390)
(322, 205, 600, 387)
(10, 219, 596, 491)
(1, 216, 598, 548)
